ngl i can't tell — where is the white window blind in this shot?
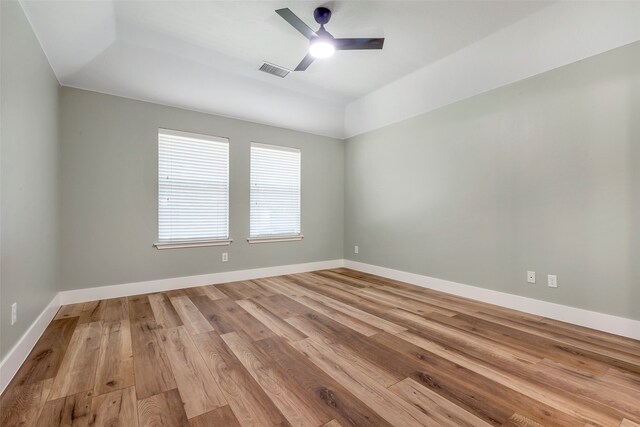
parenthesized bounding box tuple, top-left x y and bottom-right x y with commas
(250, 143, 301, 239)
(158, 129, 229, 244)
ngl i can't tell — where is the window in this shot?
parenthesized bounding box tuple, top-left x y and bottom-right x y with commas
(156, 129, 230, 249)
(249, 142, 302, 242)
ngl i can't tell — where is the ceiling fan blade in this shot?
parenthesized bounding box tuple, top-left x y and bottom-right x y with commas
(294, 53, 316, 71)
(276, 8, 317, 39)
(335, 38, 385, 50)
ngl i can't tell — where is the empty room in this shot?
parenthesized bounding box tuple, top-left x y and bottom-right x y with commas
(1, 0, 639, 425)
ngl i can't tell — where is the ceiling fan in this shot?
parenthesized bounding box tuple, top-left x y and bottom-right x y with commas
(275, 7, 384, 71)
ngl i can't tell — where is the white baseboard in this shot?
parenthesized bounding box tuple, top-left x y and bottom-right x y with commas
(0, 293, 61, 394)
(3, 257, 637, 395)
(344, 260, 640, 341)
(58, 259, 345, 305)
(0, 259, 344, 394)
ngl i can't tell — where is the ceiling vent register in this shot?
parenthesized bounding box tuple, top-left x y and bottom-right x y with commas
(259, 62, 291, 78)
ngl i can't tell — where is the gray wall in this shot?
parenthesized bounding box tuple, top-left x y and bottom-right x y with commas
(1, 1, 61, 359)
(345, 41, 640, 320)
(59, 88, 344, 291)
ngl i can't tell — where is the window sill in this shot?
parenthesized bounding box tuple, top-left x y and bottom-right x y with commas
(247, 235, 304, 244)
(154, 239, 233, 250)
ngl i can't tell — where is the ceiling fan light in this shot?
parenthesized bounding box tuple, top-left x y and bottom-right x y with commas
(309, 40, 335, 58)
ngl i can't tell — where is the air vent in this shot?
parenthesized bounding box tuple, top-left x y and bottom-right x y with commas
(259, 62, 290, 78)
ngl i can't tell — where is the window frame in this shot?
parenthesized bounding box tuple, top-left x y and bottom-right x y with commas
(154, 128, 232, 250)
(248, 142, 303, 244)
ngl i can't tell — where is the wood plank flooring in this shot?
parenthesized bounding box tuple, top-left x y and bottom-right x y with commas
(2, 269, 639, 426)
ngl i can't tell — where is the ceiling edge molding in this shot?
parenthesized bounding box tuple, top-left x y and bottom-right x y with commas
(344, 1, 640, 139)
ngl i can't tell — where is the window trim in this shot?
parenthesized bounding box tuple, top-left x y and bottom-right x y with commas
(247, 235, 303, 244)
(155, 128, 231, 249)
(249, 141, 302, 241)
(154, 239, 233, 250)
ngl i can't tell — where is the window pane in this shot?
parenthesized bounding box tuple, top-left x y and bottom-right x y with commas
(158, 129, 229, 242)
(250, 143, 301, 238)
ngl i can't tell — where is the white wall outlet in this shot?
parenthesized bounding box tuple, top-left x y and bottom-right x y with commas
(527, 271, 536, 284)
(548, 274, 558, 288)
(354, 245, 359, 254)
(11, 302, 17, 325)
(222, 252, 228, 262)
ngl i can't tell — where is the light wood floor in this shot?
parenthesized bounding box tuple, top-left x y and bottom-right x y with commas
(2, 269, 639, 426)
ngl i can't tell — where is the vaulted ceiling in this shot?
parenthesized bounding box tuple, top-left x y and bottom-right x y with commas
(20, 1, 640, 138)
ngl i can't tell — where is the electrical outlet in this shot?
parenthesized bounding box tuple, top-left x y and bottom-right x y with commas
(547, 274, 558, 288)
(527, 271, 536, 284)
(11, 303, 17, 325)
(222, 252, 228, 262)
(354, 245, 359, 254)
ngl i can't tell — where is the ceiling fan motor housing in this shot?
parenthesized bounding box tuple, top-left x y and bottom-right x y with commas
(314, 7, 332, 25)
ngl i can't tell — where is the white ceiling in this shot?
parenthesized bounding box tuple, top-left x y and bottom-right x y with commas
(346, 1, 640, 136)
(112, 1, 549, 100)
(21, 0, 551, 137)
